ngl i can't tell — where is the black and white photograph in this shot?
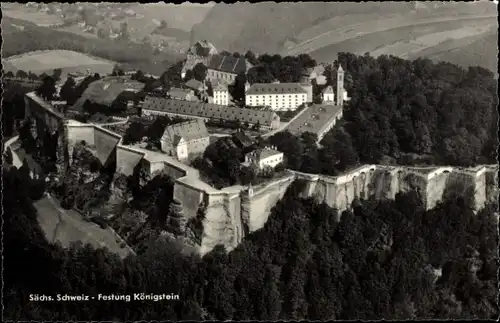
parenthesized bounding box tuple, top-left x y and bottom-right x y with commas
(2, 1, 499, 321)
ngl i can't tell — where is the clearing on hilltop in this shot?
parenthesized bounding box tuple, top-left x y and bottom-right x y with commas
(2, 50, 116, 76)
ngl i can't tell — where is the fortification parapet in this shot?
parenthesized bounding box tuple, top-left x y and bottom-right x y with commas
(26, 92, 498, 256)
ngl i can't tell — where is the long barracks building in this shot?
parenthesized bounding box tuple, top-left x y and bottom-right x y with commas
(141, 96, 281, 130)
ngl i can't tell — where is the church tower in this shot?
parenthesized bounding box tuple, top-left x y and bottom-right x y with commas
(336, 64, 344, 107)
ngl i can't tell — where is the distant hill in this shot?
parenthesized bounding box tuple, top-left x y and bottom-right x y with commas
(132, 3, 213, 32)
(1, 3, 212, 47)
(191, 1, 498, 71)
(1, 17, 183, 75)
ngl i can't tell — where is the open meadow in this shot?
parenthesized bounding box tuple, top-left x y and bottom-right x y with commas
(2, 50, 116, 76)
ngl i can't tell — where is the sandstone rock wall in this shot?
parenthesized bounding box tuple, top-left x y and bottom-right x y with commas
(241, 174, 296, 232)
(173, 181, 205, 221)
(199, 192, 243, 256)
(25, 92, 498, 257)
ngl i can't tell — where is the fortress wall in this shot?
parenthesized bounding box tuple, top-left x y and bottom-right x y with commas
(246, 174, 296, 232)
(116, 145, 144, 176)
(67, 125, 96, 147)
(442, 170, 477, 206)
(370, 168, 390, 200)
(25, 92, 64, 134)
(93, 126, 121, 165)
(148, 161, 166, 175)
(199, 205, 230, 256)
(227, 195, 243, 249)
(426, 169, 452, 210)
(200, 192, 244, 256)
(474, 170, 487, 211)
(161, 162, 188, 180)
(485, 168, 499, 203)
(173, 180, 205, 220)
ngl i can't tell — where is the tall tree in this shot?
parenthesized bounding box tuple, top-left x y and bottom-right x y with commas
(36, 75, 57, 101)
(60, 77, 76, 104)
(192, 63, 208, 82)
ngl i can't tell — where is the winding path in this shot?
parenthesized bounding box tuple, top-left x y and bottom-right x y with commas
(3, 135, 22, 168)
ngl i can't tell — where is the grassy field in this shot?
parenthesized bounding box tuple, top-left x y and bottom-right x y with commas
(369, 23, 495, 58)
(3, 50, 116, 75)
(55, 25, 99, 39)
(289, 14, 496, 56)
(414, 30, 498, 73)
(303, 15, 497, 71)
(35, 195, 132, 259)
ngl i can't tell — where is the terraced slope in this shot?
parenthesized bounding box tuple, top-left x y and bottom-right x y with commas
(192, 2, 497, 71)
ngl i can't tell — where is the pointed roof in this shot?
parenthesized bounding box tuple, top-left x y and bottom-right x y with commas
(142, 96, 279, 127)
(252, 147, 282, 160)
(338, 64, 344, 72)
(207, 54, 253, 74)
(232, 130, 253, 148)
(161, 119, 209, 145)
(322, 85, 334, 94)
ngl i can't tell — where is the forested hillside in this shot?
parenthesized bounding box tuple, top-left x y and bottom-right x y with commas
(191, 2, 416, 54)
(261, 52, 497, 176)
(4, 167, 498, 320)
(192, 2, 496, 71)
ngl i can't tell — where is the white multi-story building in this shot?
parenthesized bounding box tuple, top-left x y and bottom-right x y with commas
(244, 146, 284, 170)
(245, 83, 310, 111)
(322, 86, 335, 103)
(213, 83, 229, 106)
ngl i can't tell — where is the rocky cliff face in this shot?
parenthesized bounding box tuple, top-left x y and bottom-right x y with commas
(193, 165, 498, 256)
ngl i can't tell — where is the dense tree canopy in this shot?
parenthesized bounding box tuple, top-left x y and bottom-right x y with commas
(192, 63, 208, 82)
(333, 53, 498, 167)
(246, 53, 316, 84)
(266, 53, 497, 175)
(35, 75, 57, 101)
(4, 164, 498, 320)
(59, 76, 76, 104)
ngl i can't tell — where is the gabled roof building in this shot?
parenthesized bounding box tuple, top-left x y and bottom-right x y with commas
(141, 96, 280, 130)
(160, 119, 210, 161)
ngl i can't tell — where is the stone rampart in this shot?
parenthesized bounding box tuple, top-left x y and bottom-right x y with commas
(116, 145, 145, 176)
(26, 91, 499, 257)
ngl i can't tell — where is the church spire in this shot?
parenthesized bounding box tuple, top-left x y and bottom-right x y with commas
(336, 63, 345, 106)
